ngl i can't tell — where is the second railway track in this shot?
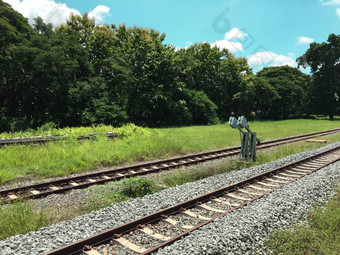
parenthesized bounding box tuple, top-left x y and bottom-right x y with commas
(1, 128, 340, 203)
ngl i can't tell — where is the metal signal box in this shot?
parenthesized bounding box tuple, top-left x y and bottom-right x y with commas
(237, 116, 247, 129)
(229, 117, 238, 129)
(229, 115, 260, 161)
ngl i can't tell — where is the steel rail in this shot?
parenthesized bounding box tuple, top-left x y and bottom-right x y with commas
(0, 128, 339, 203)
(0, 132, 117, 146)
(44, 145, 340, 255)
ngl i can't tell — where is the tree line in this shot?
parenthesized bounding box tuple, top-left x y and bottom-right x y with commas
(0, 2, 339, 132)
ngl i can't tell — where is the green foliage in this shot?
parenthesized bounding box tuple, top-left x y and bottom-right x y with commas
(119, 178, 159, 198)
(256, 66, 310, 119)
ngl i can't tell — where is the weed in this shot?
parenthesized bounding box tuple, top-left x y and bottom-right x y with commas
(265, 185, 340, 255)
(120, 178, 160, 198)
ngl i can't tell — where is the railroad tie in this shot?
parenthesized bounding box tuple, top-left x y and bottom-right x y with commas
(279, 172, 300, 178)
(257, 181, 278, 187)
(30, 190, 40, 195)
(285, 170, 305, 175)
(248, 185, 271, 192)
(83, 249, 101, 255)
(212, 198, 240, 207)
(226, 193, 251, 201)
(49, 185, 59, 191)
(237, 188, 262, 196)
(102, 175, 110, 180)
(290, 168, 310, 173)
(114, 237, 147, 253)
(265, 178, 288, 184)
(181, 210, 212, 220)
(8, 194, 18, 200)
(306, 162, 327, 167)
(70, 182, 79, 187)
(162, 217, 194, 230)
(273, 175, 294, 181)
(139, 227, 170, 241)
(197, 204, 226, 213)
(296, 165, 314, 170)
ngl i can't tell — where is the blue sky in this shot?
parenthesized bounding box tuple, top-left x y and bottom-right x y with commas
(5, 0, 340, 72)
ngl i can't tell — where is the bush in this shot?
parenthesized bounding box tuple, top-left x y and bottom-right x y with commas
(120, 178, 159, 198)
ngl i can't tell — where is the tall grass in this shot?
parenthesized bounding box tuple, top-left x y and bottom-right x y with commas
(0, 202, 48, 239)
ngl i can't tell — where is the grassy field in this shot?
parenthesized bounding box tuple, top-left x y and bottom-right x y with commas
(266, 184, 340, 255)
(0, 119, 339, 185)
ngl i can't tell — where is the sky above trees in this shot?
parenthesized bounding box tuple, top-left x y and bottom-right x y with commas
(4, 0, 340, 73)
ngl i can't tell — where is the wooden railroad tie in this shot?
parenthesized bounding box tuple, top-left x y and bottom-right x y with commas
(306, 139, 327, 143)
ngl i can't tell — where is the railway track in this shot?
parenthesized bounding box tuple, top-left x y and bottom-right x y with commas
(0, 132, 117, 147)
(0, 128, 339, 203)
(44, 144, 340, 255)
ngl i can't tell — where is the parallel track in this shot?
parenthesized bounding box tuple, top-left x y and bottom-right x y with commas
(0, 128, 339, 203)
(0, 132, 117, 147)
(45, 145, 340, 255)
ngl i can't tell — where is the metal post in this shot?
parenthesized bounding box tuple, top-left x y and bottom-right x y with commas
(250, 132, 257, 161)
(240, 130, 249, 159)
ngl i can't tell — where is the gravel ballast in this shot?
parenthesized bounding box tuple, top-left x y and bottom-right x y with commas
(0, 142, 339, 255)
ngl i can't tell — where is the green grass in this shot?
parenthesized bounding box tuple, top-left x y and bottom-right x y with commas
(0, 119, 339, 185)
(265, 184, 340, 255)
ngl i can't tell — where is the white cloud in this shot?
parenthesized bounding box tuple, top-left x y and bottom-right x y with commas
(247, 51, 297, 72)
(210, 28, 247, 53)
(4, 0, 110, 27)
(225, 28, 248, 41)
(297, 36, 315, 44)
(337, 8, 340, 17)
(320, 0, 340, 5)
(211, 39, 244, 53)
(88, 5, 110, 23)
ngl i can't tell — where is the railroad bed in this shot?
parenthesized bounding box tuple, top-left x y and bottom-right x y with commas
(0, 142, 339, 255)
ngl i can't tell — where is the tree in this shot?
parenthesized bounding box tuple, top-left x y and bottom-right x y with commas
(176, 43, 249, 120)
(257, 66, 310, 119)
(245, 76, 280, 118)
(0, 1, 34, 130)
(297, 34, 340, 120)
